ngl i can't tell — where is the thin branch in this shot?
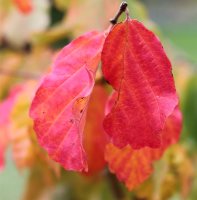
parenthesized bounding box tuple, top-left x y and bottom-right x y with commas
(106, 171, 125, 200)
(110, 1, 128, 25)
(0, 37, 32, 53)
(0, 69, 41, 80)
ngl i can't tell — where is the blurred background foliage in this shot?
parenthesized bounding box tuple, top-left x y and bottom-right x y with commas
(0, 0, 197, 199)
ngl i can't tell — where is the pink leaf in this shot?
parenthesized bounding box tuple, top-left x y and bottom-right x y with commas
(30, 31, 105, 171)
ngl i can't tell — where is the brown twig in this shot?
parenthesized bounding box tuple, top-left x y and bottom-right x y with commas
(110, 1, 129, 25)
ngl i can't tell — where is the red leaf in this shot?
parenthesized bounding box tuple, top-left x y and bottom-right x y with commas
(83, 85, 108, 175)
(102, 19, 178, 149)
(105, 104, 182, 190)
(13, 0, 33, 14)
(30, 31, 105, 172)
(161, 106, 182, 149)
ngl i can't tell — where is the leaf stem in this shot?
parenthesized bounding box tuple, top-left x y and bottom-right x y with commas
(110, 1, 129, 25)
(106, 171, 125, 200)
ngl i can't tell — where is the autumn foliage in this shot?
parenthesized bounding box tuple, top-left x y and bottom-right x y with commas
(28, 4, 182, 190)
(2, 1, 195, 199)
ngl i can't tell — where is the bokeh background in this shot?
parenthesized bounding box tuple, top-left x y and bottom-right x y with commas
(0, 0, 197, 199)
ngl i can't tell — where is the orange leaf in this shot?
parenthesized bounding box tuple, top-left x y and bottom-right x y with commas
(105, 106, 182, 190)
(9, 82, 38, 169)
(83, 85, 108, 175)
